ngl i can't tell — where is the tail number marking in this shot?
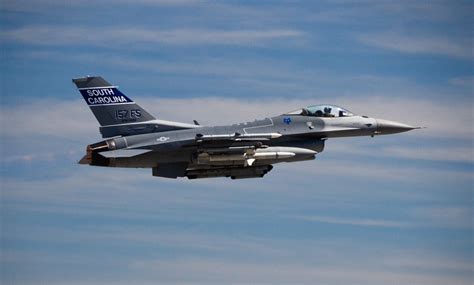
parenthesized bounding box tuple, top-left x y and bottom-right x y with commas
(115, 109, 142, 119)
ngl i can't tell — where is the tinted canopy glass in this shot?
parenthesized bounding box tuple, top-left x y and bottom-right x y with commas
(285, 104, 354, 117)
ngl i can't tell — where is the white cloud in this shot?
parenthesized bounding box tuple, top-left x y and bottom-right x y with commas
(1, 99, 97, 139)
(127, 257, 470, 285)
(340, 96, 472, 140)
(289, 206, 473, 230)
(328, 143, 474, 163)
(381, 146, 473, 163)
(384, 254, 473, 272)
(291, 215, 410, 228)
(280, 158, 472, 184)
(0, 26, 303, 47)
(118, 0, 201, 5)
(3, 223, 471, 285)
(357, 33, 473, 59)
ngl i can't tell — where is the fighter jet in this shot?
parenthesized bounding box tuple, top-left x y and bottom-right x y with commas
(73, 76, 419, 179)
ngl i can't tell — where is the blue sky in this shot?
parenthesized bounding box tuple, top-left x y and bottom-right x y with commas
(1, 1, 472, 284)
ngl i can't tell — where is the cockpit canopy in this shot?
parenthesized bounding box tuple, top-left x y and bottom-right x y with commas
(285, 104, 354, 118)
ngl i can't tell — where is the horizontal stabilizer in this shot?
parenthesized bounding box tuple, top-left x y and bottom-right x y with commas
(99, 149, 152, 158)
(78, 155, 90, 164)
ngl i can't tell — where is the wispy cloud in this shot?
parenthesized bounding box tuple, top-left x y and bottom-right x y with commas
(1, 99, 97, 139)
(357, 33, 473, 59)
(292, 215, 410, 228)
(280, 159, 472, 185)
(127, 257, 470, 285)
(4, 225, 471, 285)
(450, 76, 474, 88)
(1, 0, 202, 12)
(410, 206, 473, 230)
(0, 26, 304, 47)
(382, 146, 474, 163)
(290, 206, 473, 230)
(329, 143, 474, 163)
(114, 0, 201, 5)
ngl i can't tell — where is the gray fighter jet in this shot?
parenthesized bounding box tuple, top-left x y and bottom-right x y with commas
(73, 76, 419, 179)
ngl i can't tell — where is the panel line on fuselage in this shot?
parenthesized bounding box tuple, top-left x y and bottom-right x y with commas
(242, 118, 274, 134)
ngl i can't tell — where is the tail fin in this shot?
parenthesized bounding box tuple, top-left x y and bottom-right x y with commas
(73, 76, 156, 125)
(73, 76, 199, 138)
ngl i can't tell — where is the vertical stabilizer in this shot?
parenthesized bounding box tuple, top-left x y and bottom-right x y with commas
(73, 76, 156, 127)
(73, 76, 199, 138)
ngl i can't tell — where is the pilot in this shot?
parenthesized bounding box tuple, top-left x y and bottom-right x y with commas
(323, 107, 334, 117)
(314, 110, 323, 117)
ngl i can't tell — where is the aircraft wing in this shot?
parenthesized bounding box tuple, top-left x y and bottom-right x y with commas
(84, 132, 309, 179)
(154, 132, 286, 179)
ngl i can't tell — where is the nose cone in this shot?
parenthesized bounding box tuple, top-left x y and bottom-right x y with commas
(375, 119, 416, 135)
